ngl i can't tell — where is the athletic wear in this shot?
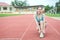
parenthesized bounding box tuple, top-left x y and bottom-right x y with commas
(35, 14, 44, 22)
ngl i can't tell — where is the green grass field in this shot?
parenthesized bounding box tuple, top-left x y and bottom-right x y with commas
(0, 14, 21, 17)
(0, 13, 60, 17)
(46, 13, 60, 17)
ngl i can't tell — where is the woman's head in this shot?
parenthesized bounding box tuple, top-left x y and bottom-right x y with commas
(37, 7, 45, 15)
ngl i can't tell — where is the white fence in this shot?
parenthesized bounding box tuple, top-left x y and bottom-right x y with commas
(46, 7, 57, 14)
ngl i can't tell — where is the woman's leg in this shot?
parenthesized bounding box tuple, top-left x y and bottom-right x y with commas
(43, 22, 46, 33)
(40, 21, 46, 33)
(39, 21, 45, 38)
(42, 21, 47, 33)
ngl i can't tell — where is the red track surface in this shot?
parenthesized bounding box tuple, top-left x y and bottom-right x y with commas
(0, 14, 60, 40)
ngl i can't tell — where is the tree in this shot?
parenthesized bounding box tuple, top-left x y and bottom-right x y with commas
(55, 0, 60, 13)
(45, 5, 53, 12)
(11, 0, 29, 7)
(11, 1, 15, 6)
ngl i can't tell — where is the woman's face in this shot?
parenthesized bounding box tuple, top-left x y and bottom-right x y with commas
(37, 7, 42, 14)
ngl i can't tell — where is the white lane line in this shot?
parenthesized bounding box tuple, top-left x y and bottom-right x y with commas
(48, 23, 60, 36)
(20, 21, 34, 40)
(50, 17, 60, 20)
(0, 38, 20, 40)
(47, 16, 60, 20)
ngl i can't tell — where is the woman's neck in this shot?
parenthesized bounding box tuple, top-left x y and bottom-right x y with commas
(37, 13, 42, 15)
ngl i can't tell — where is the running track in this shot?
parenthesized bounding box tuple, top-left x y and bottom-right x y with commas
(0, 14, 60, 40)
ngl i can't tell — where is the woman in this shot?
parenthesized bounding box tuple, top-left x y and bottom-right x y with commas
(34, 7, 46, 38)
